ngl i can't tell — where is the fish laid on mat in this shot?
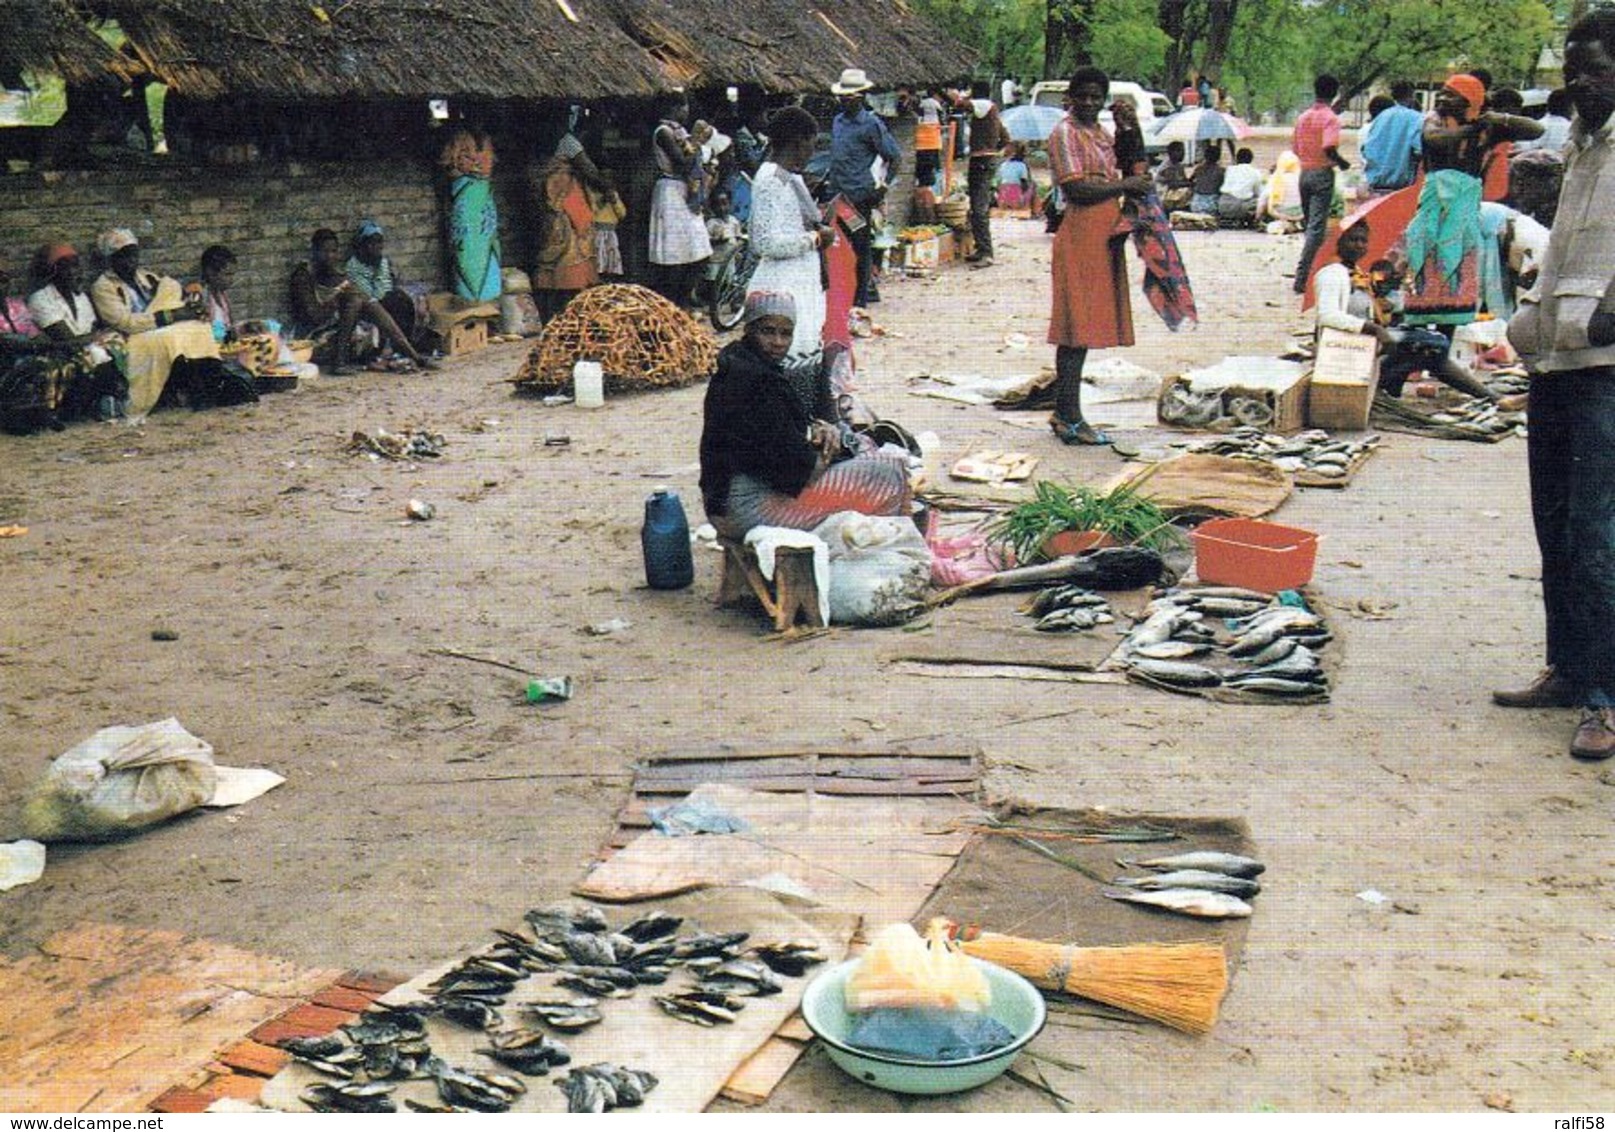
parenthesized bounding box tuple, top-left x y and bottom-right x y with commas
(1111, 869, 1262, 897)
(1118, 850, 1265, 877)
(1102, 887, 1254, 918)
(1128, 657, 1223, 687)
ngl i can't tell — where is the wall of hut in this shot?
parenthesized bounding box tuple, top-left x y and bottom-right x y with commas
(0, 159, 441, 326)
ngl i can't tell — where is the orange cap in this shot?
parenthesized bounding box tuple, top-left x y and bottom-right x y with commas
(1443, 75, 1486, 119)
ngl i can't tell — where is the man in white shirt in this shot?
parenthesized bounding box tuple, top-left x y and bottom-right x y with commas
(1515, 88, 1574, 155)
(1313, 222, 1497, 400)
(1215, 147, 1266, 226)
(1493, 9, 1615, 760)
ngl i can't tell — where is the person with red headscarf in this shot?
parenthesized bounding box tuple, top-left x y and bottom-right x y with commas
(1404, 74, 1543, 324)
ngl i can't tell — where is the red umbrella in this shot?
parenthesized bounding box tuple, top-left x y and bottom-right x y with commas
(1300, 177, 1422, 310)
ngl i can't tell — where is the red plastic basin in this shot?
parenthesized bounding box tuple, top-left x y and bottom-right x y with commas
(1190, 517, 1320, 593)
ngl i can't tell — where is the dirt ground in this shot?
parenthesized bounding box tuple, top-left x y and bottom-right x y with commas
(2, 213, 1612, 1114)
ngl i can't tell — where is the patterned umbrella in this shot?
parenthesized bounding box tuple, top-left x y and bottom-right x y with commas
(1001, 103, 1066, 143)
(1149, 107, 1253, 144)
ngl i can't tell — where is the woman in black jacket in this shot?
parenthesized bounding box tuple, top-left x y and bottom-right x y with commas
(700, 290, 910, 537)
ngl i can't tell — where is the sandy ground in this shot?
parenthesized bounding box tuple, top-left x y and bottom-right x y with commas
(2, 213, 1612, 1114)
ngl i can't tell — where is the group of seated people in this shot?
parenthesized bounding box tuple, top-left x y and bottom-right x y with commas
(1154, 141, 1267, 227)
(1, 220, 443, 434)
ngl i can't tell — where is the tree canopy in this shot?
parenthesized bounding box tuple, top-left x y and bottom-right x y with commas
(912, 0, 1558, 115)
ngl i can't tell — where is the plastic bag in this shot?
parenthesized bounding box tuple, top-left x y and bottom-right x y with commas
(812, 512, 931, 627)
(844, 922, 991, 1013)
(21, 719, 217, 842)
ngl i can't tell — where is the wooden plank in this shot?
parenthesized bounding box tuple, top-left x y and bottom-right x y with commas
(720, 1036, 808, 1105)
(775, 1012, 813, 1042)
(646, 743, 982, 764)
(0, 923, 341, 1114)
(248, 1004, 357, 1047)
(634, 777, 977, 797)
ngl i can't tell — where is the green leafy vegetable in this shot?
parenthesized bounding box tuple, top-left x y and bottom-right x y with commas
(985, 476, 1186, 563)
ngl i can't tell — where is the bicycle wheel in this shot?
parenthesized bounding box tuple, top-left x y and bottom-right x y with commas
(710, 242, 757, 332)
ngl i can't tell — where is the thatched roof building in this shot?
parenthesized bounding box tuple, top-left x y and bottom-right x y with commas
(10, 0, 971, 99)
(0, 0, 132, 88)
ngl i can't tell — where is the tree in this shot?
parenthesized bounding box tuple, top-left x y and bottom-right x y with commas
(1090, 0, 1172, 81)
(911, 0, 1045, 82)
(1157, 0, 1244, 88)
(1309, 0, 1555, 98)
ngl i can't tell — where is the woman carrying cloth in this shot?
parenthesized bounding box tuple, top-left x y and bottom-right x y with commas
(699, 291, 910, 539)
(531, 133, 600, 319)
(1045, 66, 1153, 446)
(88, 228, 217, 416)
(440, 126, 501, 303)
(1407, 75, 1542, 324)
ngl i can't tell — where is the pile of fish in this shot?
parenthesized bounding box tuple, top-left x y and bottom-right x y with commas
(1183, 427, 1379, 480)
(1482, 366, 1530, 399)
(1020, 585, 1116, 632)
(1116, 587, 1331, 700)
(1422, 397, 1525, 436)
(346, 428, 446, 460)
(555, 1064, 660, 1113)
(280, 903, 826, 1113)
(1103, 850, 1267, 920)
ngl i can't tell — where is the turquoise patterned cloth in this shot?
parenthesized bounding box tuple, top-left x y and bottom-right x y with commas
(449, 173, 502, 302)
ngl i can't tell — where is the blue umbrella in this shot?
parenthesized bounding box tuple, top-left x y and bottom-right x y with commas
(1148, 107, 1252, 144)
(1001, 104, 1065, 143)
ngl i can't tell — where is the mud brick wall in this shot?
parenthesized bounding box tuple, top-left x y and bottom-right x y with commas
(0, 160, 447, 326)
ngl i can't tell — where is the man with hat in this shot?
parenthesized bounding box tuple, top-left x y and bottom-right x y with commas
(827, 67, 900, 307)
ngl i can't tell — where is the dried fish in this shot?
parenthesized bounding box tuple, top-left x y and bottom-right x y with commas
(1101, 887, 1254, 918)
(750, 941, 828, 977)
(1118, 850, 1266, 877)
(1111, 869, 1262, 897)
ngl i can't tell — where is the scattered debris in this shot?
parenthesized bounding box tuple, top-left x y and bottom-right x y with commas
(525, 677, 574, 704)
(347, 429, 446, 460)
(406, 499, 436, 521)
(0, 840, 46, 891)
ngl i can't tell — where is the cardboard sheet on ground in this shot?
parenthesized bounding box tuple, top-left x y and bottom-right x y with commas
(260, 889, 856, 1115)
(916, 803, 1255, 981)
(1106, 453, 1293, 518)
(881, 588, 1152, 673)
(575, 783, 980, 928)
(0, 923, 341, 1112)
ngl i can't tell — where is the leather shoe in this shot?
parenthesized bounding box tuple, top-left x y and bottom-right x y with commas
(1492, 667, 1577, 708)
(1570, 707, 1615, 761)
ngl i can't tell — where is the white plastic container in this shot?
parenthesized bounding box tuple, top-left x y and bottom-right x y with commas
(573, 360, 605, 409)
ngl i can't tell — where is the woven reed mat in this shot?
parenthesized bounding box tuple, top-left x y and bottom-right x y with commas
(917, 802, 1256, 997)
(510, 284, 717, 394)
(1104, 453, 1294, 519)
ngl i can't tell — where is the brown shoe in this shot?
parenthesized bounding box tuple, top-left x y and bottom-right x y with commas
(1492, 667, 1577, 708)
(1570, 707, 1615, 761)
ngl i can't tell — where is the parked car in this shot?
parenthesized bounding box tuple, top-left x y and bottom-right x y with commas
(1026, 80, 1173, 156)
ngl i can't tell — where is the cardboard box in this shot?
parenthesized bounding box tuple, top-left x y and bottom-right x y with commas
(443, 318, 488, 356)
(1157, 371, 1309, 435)
(905, 236, 940, 269)
(936, 230, 956, 264)
(1308, 327, 1380, 431)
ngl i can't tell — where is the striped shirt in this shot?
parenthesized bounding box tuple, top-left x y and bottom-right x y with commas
(1048, 116, 1118, 185)
(1292, 100, 1342, 171)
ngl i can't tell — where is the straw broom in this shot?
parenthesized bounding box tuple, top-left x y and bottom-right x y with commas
(936, 919, 1229, 1035)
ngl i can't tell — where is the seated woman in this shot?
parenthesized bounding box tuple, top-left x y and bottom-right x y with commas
(195, 244, 284, 373)
(344, 221, 438, 370)
(1189, 142, 1225, 214)
(18, 244, 129, 426)
(288, 228, 420, 374)
(699, 290, 911, 539)
(1314, 222, 1499, 402)
(87, 227, 217, 416)
(996, 144, 1034, 213)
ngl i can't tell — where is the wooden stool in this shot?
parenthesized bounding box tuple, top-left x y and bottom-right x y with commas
(716, 537, 825, 632)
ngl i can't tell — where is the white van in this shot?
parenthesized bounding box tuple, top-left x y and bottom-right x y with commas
(1030, 80, 1172, 124)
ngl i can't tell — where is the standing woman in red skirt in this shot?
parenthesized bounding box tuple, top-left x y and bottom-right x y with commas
(1046, 67, 1153, 445)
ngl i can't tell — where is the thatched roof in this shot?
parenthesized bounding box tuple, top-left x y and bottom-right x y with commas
(602, 0, 975, 92)
(17, 0, 971, 100)
(0, 0, 132, 87)
(98, 0, 670, 100)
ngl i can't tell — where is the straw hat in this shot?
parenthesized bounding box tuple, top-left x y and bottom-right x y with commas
(831, 67, 874, 95)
